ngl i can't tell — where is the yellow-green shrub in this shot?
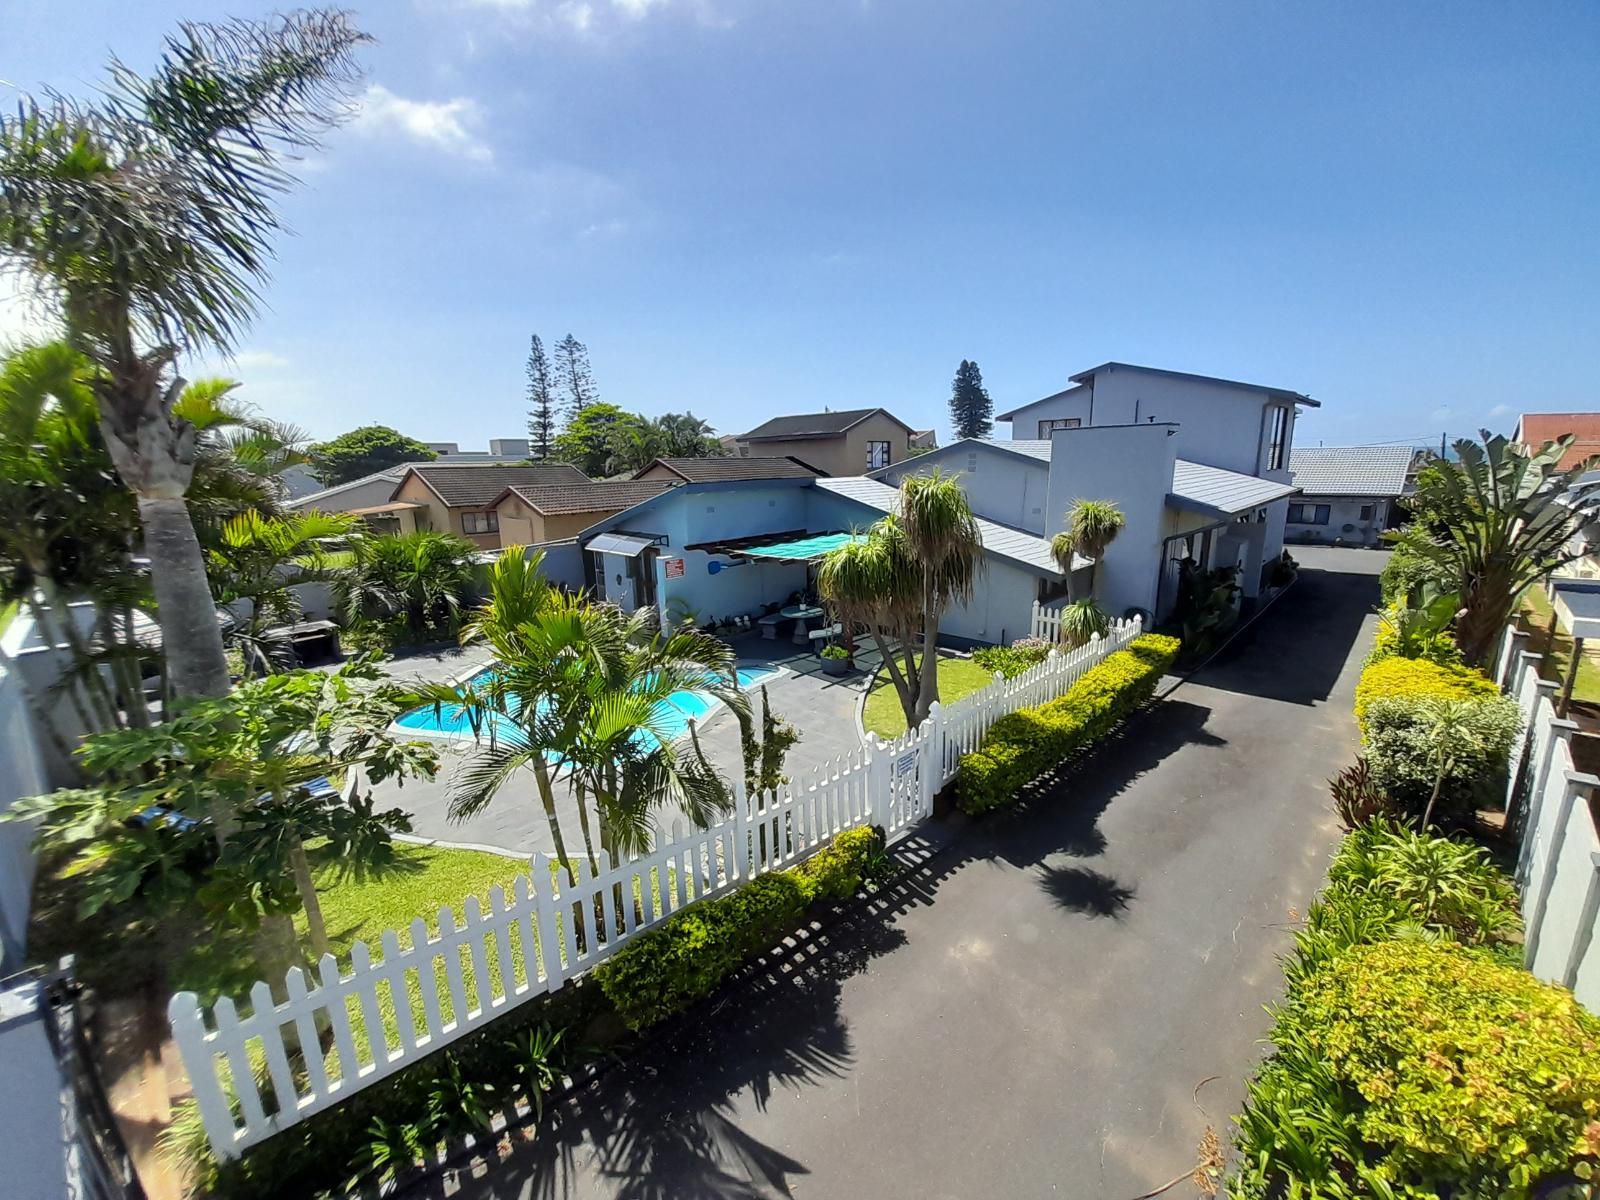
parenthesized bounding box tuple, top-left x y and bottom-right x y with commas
(595, 825, 883, 1031)
(1353, 655, 1497, 732)
(956, 634, 1181, 815)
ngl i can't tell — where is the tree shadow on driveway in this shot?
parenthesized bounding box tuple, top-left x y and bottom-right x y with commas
(408, 913, 908, 1200)
(403, 701, 1224, 1200)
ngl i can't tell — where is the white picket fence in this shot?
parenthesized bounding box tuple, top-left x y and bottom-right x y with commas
(170, 618, 1142, 1160)
(1494, 626, 1600, 1012)
(1029, 598, 1070, 642)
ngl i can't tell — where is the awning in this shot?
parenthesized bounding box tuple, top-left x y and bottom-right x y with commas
(683, 528, 865, 563)
(586, 531, 658, 557)
(345, 500, 424, 517)
(1168, 459, 1299, 519)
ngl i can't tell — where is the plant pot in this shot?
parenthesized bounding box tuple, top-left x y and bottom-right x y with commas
(821, 655, 851, 676)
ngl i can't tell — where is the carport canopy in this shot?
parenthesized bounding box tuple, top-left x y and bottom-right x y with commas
(684, 529, 866, 564)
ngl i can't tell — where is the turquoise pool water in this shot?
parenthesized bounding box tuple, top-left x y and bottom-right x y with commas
(395, 665, 780, 744)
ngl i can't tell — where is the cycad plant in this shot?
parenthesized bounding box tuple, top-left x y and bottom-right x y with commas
(1388, 432, 1600, 666)
(1058, 598, 1111, 648)
(337, 531, 477, 645)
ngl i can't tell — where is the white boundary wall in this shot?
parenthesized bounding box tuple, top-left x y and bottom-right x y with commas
(1495, 628, 1600, 1014)
(171, 618, 1142, 1159)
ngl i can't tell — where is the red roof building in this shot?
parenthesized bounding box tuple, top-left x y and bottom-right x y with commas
(1513, 412, 1600, 470)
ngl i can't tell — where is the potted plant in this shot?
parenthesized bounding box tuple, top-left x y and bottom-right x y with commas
(820, 642, 852, 676)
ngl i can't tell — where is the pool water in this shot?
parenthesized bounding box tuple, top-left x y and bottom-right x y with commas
(395, 665, 780, 745)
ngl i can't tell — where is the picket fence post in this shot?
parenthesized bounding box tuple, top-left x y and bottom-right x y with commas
(168, 991, 237, 1160)
(731, 771, 751, 882)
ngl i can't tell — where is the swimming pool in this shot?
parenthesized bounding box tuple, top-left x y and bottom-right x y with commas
(394, 665, 782, 744)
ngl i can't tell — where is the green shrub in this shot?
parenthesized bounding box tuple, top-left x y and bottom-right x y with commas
(956, 634, 1180, 815)
(1365, 603, 1464, 669)
(1353, 655, 1498, 731)
(972, 639, 1051, 679)
(596, 825, 884, 1031)
(1238, 941, 1600, 1199)
(1230, 822, 1587, 1200)
(1362, 692, 1521, 820)
(1379, 540, 1451, 606)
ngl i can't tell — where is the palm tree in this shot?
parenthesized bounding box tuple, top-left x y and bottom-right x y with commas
(337, 531, 477, 644)
(1389, 433, 1600, 666)
(0, 12, 370, 701)
(460, 547, 551, 647)
(1051, 498, 1126, 601)
(428, 594, 743, 890)
(207, 509, 357, 675)
(819, 471, 983, 729)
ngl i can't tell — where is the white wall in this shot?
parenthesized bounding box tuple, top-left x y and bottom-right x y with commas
(877, 442, 1052, 533)
(1000, 385, 1092, 438)
(1048, 423, 1179, 619)
(289, 474, 397, 515)
(939, 558, 1039, 645)
(1285, 496, 1391, 548)
(656, 553, 808, 625)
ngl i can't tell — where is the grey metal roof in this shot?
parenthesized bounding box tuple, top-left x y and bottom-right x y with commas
(740, 407, 914, 441)
(1067, 362, 1320, 407)
(814, 476, 1081, 576)
(1169, 460, 1299, 517)
(1287, 446, 1414, 497)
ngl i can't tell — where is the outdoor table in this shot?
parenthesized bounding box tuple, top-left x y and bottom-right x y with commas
(780, 604, 825, 645)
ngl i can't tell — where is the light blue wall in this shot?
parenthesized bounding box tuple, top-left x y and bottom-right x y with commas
(657, 552, 809, 624)
(876, 442, 1052, 534)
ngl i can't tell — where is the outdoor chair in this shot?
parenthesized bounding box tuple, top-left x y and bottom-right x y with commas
(758, 612, 786, 640)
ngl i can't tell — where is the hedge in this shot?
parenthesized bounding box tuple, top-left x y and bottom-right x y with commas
(1232, 821, 1600, 1200)
(956, 633, 1181, 815)
(595, 825, 884, 1031)
(1353, 654, 1498, 732)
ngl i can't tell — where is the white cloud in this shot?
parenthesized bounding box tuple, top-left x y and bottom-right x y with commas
(1429, 405, 1453, 424)
(232, 350, 291, 371)
(352, 85, 492, 162)
(456, 0, 730, 37)
(1487, 403, 1513, 418)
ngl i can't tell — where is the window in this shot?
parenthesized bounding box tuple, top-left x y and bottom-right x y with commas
(1266, 406, 1289, 471)
(1038, 418, 1081, 437)
(461, 511, 499, 535)
(739, 445, 748, 457)
(966, 452, 979, 472)
(1288, 503, 1330, 525)
(1360, 504, 1375, 521)
(867, 440, 891, 470)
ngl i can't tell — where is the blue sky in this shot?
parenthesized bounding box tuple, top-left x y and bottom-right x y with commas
(5, 1, 1597, 450)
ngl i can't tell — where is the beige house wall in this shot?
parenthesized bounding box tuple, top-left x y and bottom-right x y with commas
(736, 412, 911, 476)
(490, 496, 636, 546)
(635, 462, 686, 483)
(393, 473, 502, 549)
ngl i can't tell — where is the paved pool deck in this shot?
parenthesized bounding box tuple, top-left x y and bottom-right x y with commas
(366, 635, 883, 859)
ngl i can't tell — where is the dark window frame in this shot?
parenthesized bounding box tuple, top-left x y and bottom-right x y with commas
(1266, 406, 1290, 471)
(1288, 502, 1331, 526)
(461, 510, 500, 535)
(867, 440, 892, 470)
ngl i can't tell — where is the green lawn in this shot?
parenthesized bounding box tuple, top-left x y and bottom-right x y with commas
(0, 599, 17, 637)
(862, 652, 999, 739)
(1517, 585, 1600, 705)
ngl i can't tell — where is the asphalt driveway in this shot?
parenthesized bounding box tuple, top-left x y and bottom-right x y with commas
(404, 546, 1379, 1199)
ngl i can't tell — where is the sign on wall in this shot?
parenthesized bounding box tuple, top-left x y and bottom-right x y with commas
(663, 557, 685, 579)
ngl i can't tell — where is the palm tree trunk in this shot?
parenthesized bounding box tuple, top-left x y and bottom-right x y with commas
(871, 629, 918, 730)
(912, 594, 941, 727)
(289, 834, 332, 959)
(531, 758, 579, 891)
(136, 495, 232, 699)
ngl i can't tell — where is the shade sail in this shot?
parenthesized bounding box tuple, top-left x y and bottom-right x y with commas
(740, 532, 864, 562)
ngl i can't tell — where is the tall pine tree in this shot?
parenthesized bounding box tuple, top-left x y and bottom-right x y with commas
(525, 334, 557, 459)
(949, 359, 993, 439)
(553, 333, 599, 420)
